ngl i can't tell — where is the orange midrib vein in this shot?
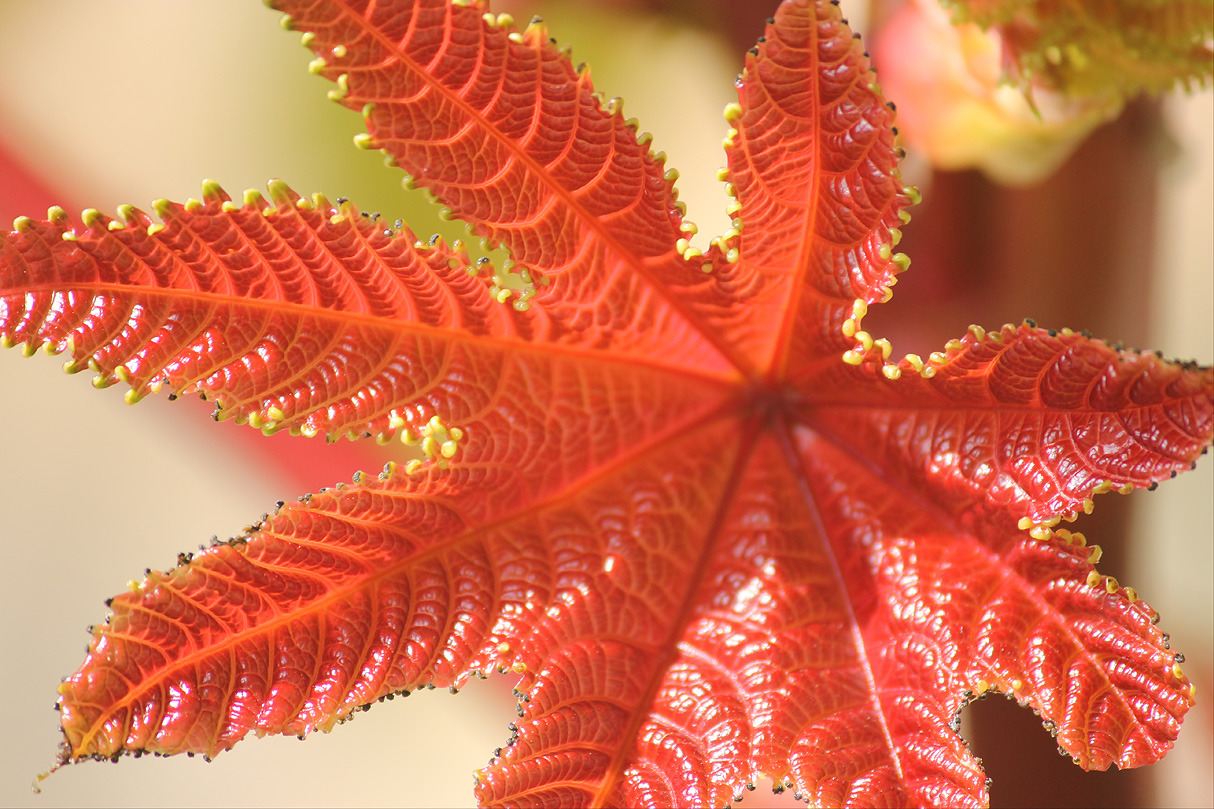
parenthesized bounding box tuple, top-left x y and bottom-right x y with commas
(773, 416, 907, 786)
(763, 19, 825, 384)
(71, 398, 744, 755)
(589, 419, 760, 806)
(15, 280, 741, 389)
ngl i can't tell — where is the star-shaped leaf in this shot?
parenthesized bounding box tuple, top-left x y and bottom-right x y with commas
(2, 1, 1210, 806)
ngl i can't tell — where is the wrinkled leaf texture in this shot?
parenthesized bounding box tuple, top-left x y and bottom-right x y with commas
(1, 0, 1211, 807)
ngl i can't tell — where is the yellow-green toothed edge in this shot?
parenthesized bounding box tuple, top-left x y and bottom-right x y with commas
(328, 73, 350, 102)
(487, 259, 547, 311)
(266, 178, 295, 206)
(483, 11, 515, 30)
(200, 178, 225, 201)
(1021, 522, 1189, 698)
(418, 415, 465, 469)
(59, 337, 81, 373)
(249, 404, 288, 435)
(243, 188, 266, 208)
(377, 414, 409, 445)
(721, 100, 744, 151)
(375, 414, 467, 472)
(838, 181, 918, 372)
(522, 16, 547, 42)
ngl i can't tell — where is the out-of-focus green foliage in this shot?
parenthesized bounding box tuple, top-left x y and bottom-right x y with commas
(944, 0, 1214, 101)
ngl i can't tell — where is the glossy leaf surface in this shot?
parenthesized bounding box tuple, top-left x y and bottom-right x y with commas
(2, 1, 1211, 807)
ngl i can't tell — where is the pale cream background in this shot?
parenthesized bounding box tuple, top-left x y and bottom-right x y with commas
(0, 2, 1209, 808)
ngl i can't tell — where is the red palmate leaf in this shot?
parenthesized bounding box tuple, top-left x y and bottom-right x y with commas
(1, 0, 1211, 807)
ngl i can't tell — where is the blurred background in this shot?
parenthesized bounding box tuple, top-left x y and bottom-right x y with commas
(0, 1, 1209, 807)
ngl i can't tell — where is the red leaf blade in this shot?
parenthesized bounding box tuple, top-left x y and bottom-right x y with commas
(58, 414, 747, 781)
(2, 184, 512, 436)
(274, 0, 749, 376)
(805, 323, 1214, 527)
(793, 426, 1192, 791)
(1, 185, 732, 501)
(716, 0, 914, 375)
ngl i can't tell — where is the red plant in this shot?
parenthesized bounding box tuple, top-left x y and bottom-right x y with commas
(1, 1, 1210, 806)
